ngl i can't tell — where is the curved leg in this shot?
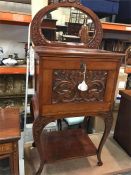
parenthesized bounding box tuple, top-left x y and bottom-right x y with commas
(36, 161, 45, 175)
(33, 116, 55, 175)
(97, 112, 113, 166)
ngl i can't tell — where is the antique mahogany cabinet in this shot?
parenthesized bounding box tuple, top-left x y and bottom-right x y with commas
(30, 1, 124, 174)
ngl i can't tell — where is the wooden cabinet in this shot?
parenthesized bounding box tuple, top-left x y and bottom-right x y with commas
(114, 90, 131, 156)
(34, 48, 121, 116)
(0, 2, 130, 174)
(0, 107, 20, 175)
(31, 42, 123, 175)
(30, 1, 124, 174)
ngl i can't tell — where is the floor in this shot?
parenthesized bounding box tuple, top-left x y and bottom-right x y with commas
(24, 131, 131, 175)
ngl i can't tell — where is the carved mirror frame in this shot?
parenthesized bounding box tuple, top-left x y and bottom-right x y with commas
(31, 0, 103, 49)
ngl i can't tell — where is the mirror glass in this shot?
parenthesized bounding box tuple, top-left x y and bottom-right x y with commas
(41, 7, 95, 44)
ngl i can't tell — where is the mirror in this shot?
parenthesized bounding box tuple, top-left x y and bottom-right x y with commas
(41, 7, 95, 44)
(31, 1, 103, 48)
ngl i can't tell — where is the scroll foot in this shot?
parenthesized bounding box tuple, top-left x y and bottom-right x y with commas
(97, 161, 103, 166)
(97, 112, 113, 166)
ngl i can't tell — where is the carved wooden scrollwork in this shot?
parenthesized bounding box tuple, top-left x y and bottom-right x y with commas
(33, 116, 58, 175)
(33, 116, 54, 145)
(52, 70, 107, 103)
(31, 1, 103, 48)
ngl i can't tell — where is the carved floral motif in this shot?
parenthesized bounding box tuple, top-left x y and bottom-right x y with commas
(52, 70, 107, 103)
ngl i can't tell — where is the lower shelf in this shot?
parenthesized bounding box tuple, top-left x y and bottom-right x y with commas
(41, 128, 97, 163)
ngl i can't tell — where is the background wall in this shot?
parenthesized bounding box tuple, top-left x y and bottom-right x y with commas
(0, 24, 28, 58)
(0, 1, 31, 14)
(0, 39, 25, 58)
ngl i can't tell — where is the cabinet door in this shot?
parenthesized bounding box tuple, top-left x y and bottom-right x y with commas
(39, 58, 119, 116)
(0, 156, 11, 175)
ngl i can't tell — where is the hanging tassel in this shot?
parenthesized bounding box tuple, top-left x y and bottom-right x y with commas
(78, 63, 88, 91)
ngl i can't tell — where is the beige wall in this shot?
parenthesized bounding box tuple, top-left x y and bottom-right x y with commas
(31, 0, 48, 18)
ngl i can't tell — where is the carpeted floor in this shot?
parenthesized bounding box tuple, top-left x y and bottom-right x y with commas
(24, 132, 131, 175)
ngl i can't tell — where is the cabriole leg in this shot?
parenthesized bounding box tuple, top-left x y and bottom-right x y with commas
(97, 113, 113, 166)
(33, 116, 55, 175)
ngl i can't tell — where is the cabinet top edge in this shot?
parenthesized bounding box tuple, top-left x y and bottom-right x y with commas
(34, 46, 125, 58)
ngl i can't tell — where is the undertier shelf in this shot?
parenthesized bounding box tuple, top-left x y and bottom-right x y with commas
(41, 128, 97, 163)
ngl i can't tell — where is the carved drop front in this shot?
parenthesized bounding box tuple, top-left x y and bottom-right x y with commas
(52, 70, 107, 103)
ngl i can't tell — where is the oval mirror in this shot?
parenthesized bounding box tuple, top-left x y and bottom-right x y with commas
(31, 1, 103, 49)
(41, 7, 95, 44)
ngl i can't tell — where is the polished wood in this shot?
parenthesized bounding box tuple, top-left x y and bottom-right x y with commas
(31, 1, 103, 49)
(0, 107, 20, 175)
(114, 90, 131, 156)
(30, 1, 124, 174)
(41, 128, 96, 163)
(119, 90, 131, 100)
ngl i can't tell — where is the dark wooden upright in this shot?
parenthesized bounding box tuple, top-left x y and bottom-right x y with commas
(114, 90, 131, 156)
(0, 107, 20, 175)
(30, 1, 124, 174)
